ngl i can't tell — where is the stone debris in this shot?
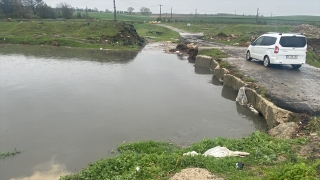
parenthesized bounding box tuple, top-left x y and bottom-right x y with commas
(165, 42, 198, 59)
(268, 122, 298, 139)
(292, 24, 320, 38)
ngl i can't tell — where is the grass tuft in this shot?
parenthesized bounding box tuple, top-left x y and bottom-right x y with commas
(198, 48, 228, 59)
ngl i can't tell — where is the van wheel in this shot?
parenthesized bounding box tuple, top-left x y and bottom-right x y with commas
(292, 64, 302, 69)
(263, 56, 270, 67)
(246, 51, 252, 61)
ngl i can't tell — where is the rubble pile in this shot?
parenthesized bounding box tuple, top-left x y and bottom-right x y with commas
(210, 33, 240, 42)
(166, 42, 199, 59)
(292, 24, 320, 38)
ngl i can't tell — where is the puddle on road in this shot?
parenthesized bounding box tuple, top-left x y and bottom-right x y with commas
(0, 44, 267, 179)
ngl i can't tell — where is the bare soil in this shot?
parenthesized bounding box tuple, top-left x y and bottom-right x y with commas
(169, 168, 224, 180)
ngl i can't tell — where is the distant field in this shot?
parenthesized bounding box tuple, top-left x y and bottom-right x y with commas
(164, 23, 293, 44)
(167, 15, 320, 24)
(86, 12, 320, 25)
(84, 12, 154, 22)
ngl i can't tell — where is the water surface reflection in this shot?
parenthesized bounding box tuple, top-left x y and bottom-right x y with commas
(0, 44, 139, 63)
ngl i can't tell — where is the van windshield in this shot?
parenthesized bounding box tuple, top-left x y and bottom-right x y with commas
(279, 36, 306, 47)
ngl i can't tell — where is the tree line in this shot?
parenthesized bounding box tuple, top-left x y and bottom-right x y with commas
(0, 1, 153, 19)
(0, 0, 77, 19)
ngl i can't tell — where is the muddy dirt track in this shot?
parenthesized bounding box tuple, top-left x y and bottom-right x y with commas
(159, 24, 320, 115)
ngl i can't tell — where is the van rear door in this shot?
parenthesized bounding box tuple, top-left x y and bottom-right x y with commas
(277, 36, 307, 63)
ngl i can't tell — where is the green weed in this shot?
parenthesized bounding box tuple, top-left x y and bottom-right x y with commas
(265, 160, 320, 180)
(306, 51, 320, 68)
(244, 77, 255, 83)
(198, 49, 228, 59)
(0, 148, 21, 159)
(256, 86, 268, 98)
(60, 132, 318, 180)
(219, 61, 230, 68)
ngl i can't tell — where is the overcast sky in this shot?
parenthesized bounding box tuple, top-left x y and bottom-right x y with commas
(44, 0, 320, 16)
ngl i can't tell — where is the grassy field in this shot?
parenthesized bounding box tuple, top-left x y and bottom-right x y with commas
(307, 51, 320, 67)
(0, 19, 145, 50)
(172, 15, 320, 24)
(87, 12, 320, 25)
(163, 22, 294, 46)
(134, 23, 180, 42)
(60, 130, 320, 180)
(0, 18, 180, 49)
(84, 12, 154, 22)
(162, 22, 293, 39)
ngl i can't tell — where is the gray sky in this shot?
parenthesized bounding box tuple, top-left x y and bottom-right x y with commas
(44, 0, 320, 16)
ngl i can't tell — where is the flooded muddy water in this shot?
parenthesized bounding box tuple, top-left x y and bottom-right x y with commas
(0, 44, 267, 179)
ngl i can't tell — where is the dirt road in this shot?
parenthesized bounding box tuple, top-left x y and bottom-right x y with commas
(159, 24, 320, 115)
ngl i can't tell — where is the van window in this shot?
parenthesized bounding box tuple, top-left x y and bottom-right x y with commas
(253, 36, 264, 45)
(261, 36, 277, 46)
(279, 36, 306, 47)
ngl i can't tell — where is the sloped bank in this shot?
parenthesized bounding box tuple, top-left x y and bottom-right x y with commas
(195, 55, 298, 136)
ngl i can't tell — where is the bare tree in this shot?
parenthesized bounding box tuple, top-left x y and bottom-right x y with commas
(36, 3, 54, 18)
(140, 7, 151, 15)
(0, 0, 14, 15)
(56, 2, 74, 19)
(127, 7, 134, 14)
(22, 0, 43, 14)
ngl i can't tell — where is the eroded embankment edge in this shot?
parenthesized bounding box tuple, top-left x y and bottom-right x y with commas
(195, 55, 299, 134)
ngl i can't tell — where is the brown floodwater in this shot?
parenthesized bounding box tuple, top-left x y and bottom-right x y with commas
(0, 44, 267, 179)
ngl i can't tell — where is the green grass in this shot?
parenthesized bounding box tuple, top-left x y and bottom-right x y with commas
(0, 20, 144, 50)
(86, 12, 154, 22)
(307, 51, 320, 68)
(167, 15, 320, 24)
(0, 149, 21, 159)
(60, 131, 320, 180)
(165, 22, 292, 38)
(162, 22, 294, 47)
(134, 23, 180, 42)
(198, 48, 228, 59)
(78, 12, 320, 25)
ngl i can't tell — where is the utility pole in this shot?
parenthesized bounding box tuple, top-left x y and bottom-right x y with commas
(256, 8, 259, 23)
(159, 4, 163, 19)
(171, 7, 172, 19)
(86, 6, 88, 19)
(113, 0, 117, 21)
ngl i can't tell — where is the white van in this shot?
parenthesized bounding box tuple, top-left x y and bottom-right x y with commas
(246, 33, 307, 69)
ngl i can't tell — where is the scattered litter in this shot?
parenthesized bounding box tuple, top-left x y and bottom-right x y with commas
(183, 151, 199, 156)
(248, 104, 259, 115)
(236, 162, 244, 170)
(183, 146, 249, 158)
